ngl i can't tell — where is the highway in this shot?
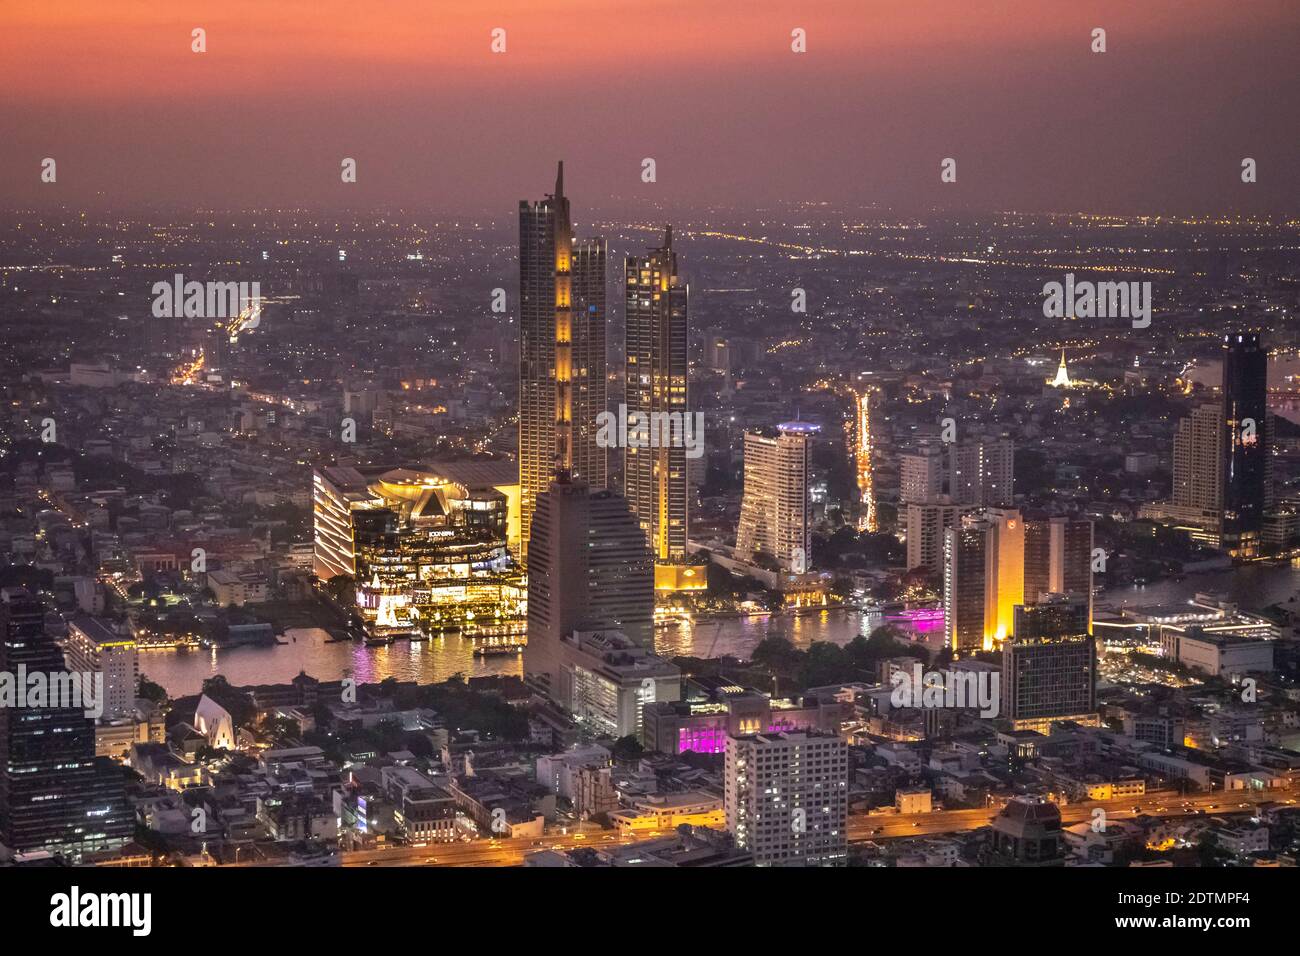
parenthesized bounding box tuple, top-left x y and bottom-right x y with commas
(335, 788, 1289, 867)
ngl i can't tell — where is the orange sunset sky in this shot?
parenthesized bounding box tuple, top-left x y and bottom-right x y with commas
(1, 0, 1296, 213)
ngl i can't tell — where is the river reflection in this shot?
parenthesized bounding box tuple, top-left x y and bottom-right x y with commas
(139, 563, 1300, 697)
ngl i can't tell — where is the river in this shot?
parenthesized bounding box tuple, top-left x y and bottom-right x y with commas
(138, 563, 1300, 697)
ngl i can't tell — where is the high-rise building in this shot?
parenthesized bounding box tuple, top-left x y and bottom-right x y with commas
(983, 507, 1025, 643)
(1221, 332, 1269, 556)
(624, 227, 694, 581)
(63, 617, 138, 720)
(949, 438, 1014, 507)
(1141, 332, 1272, 555)
(899, 445, 945, 505)
(1024, 516, 1094, 630)
(736, 422, 818, 573)
(946, 510, 1094, 655)
(1001, 595, 1098, 733)
(905, 500, 967, 574)
(944, 514, 989, 655)
(525, 479, 654, 690)
(519, 162, 607, 560)
(0, 589, 132, 862)
(725, 731, 848, 867)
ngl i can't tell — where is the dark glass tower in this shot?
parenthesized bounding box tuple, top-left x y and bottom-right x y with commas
(524, 481, 653, 689)
(518, 162, 607, 561)
(1221, 332, 1268, 556)
(0, 588, 132, 862)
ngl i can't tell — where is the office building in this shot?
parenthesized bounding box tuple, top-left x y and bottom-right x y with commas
(0, 589, 132, 863)
(1024, 516, 1094, 630)
(1141, 332, 1272, 555)
(725, 731, 848, 867)
(525, 479, 654, 689)
(63, 617, 138, 720)
(624, 227, 701, 588)
(905, 500, 967, 574)
(556, 630, 681, 739)
(1001, 595, 1098, 733)
(944, 514, 989, 655)
(1221, 332, 1269, 556)
(519, 162, 607, 559)
(736, 422, 818, 572)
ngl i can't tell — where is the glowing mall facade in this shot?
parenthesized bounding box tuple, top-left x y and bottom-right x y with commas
(313, 463, 524, 637)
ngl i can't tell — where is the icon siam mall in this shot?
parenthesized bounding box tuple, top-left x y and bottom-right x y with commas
(313, 462, 525, 639)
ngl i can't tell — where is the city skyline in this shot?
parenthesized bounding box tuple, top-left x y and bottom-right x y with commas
(0, 3, 1297, 907)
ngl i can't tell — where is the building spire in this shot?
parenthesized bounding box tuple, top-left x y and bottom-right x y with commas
(664, 224, 672, 249)
(555, 160, 564, 199)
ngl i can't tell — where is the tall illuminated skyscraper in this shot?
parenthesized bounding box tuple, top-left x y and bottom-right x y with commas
(736, 422, 818, 573)
(1141, 332, 1271, 555)
(624, 227, 694, 584)
(519, 162, 607, 560)
(1221, 332, 1269, 556)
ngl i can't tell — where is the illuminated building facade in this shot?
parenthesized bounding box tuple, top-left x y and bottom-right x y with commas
(906, 500, 967, 574)
(1143, 334, 1272, 556)
(524, 479, 654, 690)
(1221, 332, 1269, 557)
(63, 617, 138, 720)
(555, 629, 680, 739)
(519, 162, 607, 560)
(1001, 595, 1098, 733)
(624, 227, 703, 590)
(944, 514, 990, 655)
(946, 510, 1095, 654)
(725, 731, 848, 867)
(984, 508, 1025, 643)
(643, 684, 850, 755)
(736, 422, 817, 572)
(312, 464, 524, 636)
(0, 589, 132, 862)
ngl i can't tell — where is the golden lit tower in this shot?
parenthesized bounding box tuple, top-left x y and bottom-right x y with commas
(624, 227, 699, 587)
(518, 163, 607, 559)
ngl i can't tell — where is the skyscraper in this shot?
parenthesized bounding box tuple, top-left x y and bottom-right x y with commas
(624, 227, 692, 579)
(1141, 332, 1272, 555)
(1001, 595, 1098, 733)
(736, 422, 818, 573)
(1023, 516, 1095, 630)
(905, 500, 968, 575)
(524, 480, 654, 690)
(1221, 332, 1269, 556)
(945, 511, 1094, 655)
(949, 437, 1014, 508)
(519, 162, 607, 560)
(900, 438, 1013, 508)
(944, 514, 989, 655)
(0, 589, 132, 862)
(725, 731, 848, 867)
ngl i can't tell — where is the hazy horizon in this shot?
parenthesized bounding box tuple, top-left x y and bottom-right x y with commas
(2, 0, 1298, 217)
